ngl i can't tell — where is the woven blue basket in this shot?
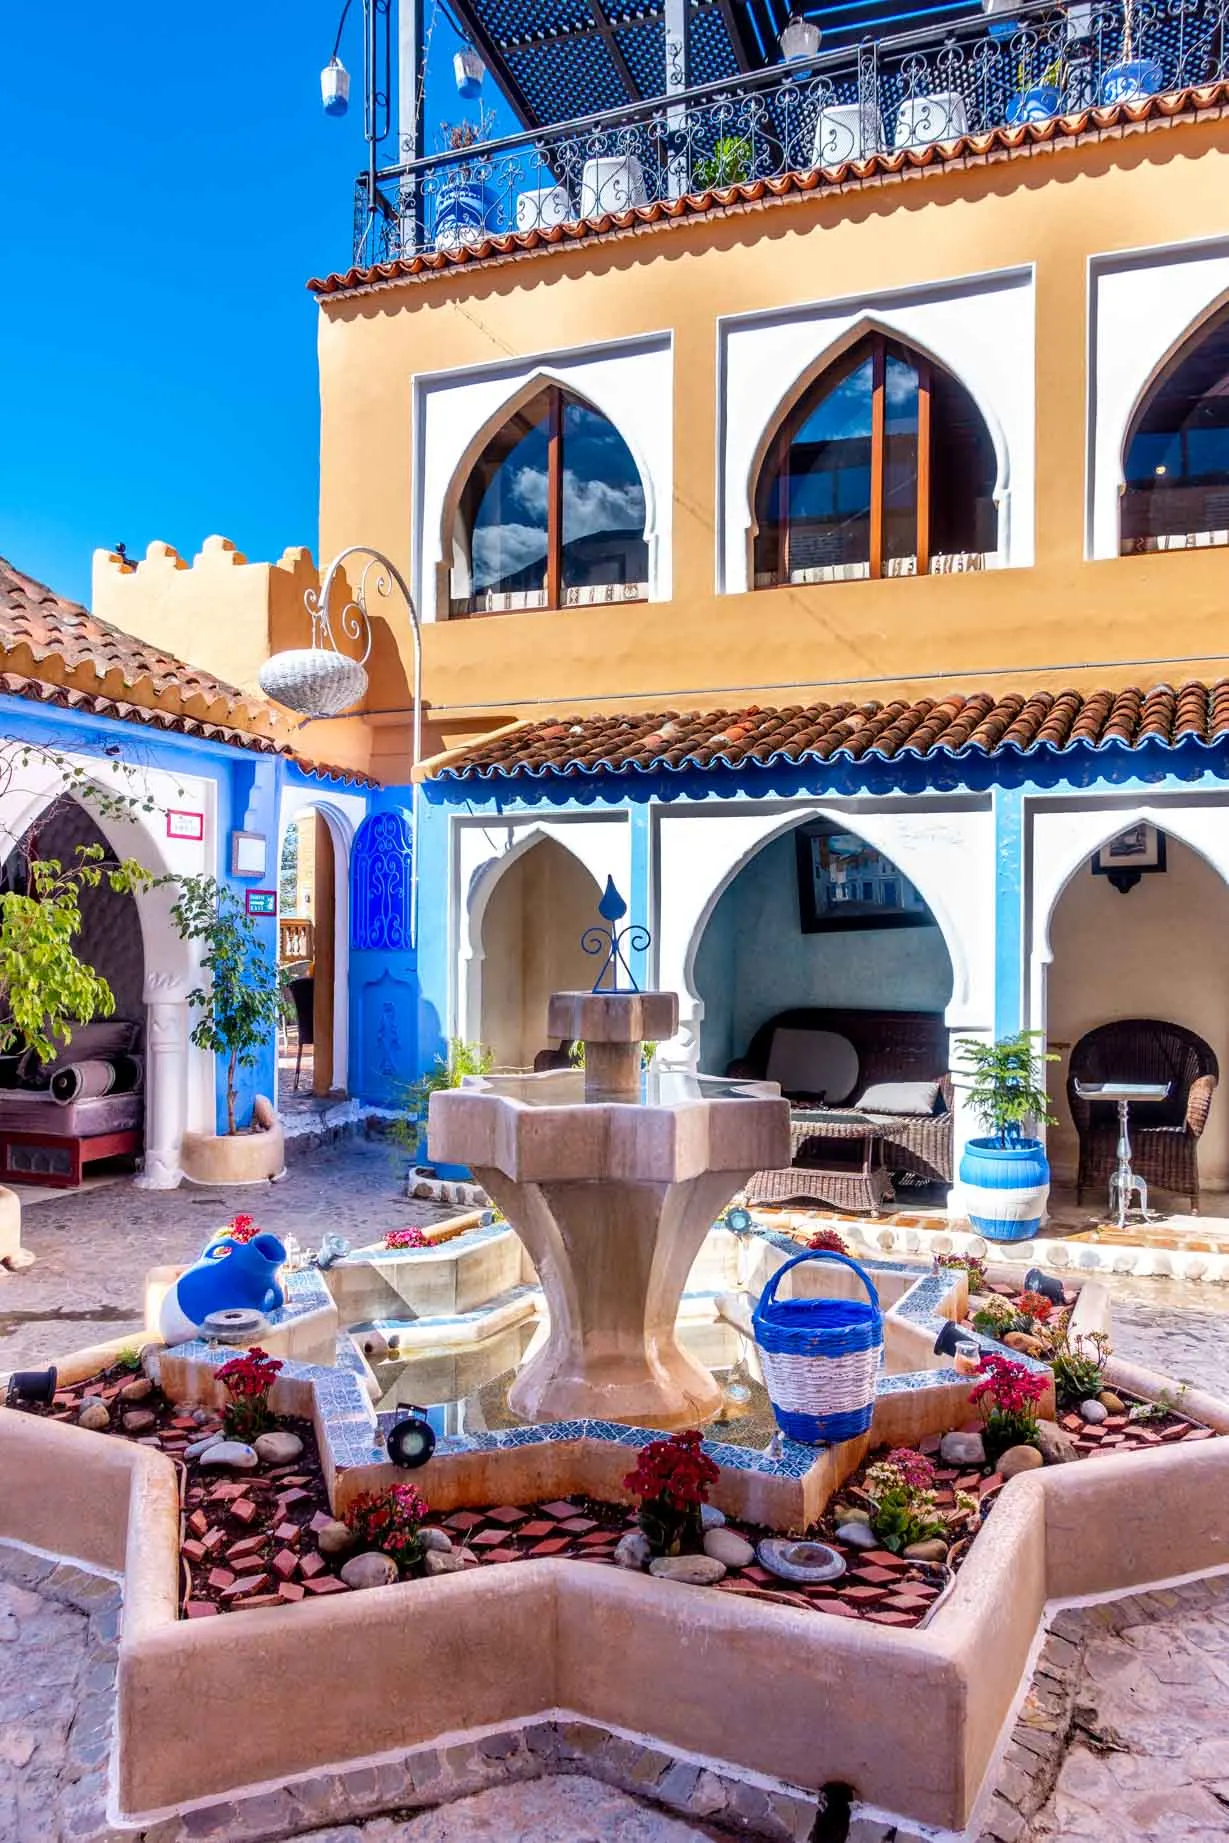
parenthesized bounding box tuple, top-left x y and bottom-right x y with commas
(752, 1248, 884, 1444)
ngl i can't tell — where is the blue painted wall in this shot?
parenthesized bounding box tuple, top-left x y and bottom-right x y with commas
(693, 829, 954, 1072)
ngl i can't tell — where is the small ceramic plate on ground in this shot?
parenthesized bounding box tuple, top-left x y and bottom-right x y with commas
(756, 1538, 846, 1583)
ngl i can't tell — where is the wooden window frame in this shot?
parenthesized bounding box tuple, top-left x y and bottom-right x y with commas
(759, 334, 933, 586)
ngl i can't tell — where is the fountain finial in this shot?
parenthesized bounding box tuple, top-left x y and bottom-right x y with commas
(582, 877, 648, 993)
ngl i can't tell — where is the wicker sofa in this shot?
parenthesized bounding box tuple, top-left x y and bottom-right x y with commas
(727, 1007, 953, 1203)
(1067, 1018, 1218, 1213)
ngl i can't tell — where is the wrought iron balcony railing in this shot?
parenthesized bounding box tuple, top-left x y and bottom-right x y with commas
(352, 0, 1229, 268)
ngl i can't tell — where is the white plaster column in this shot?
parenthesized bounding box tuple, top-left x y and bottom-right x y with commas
(135, 974, 190, 1190)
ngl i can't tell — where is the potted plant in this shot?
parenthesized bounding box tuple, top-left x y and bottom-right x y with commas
(622, 1428, 720, 1556)
(955, 1030, 1057, 1241)
(171, 877, 287, 1184)
(1006, 52, 1065, 124)
(433, 110, 497, 252)
(396, 1037, 493, 1181)
(1100, 0, 1162, 104)
(694, 135, 753, 190)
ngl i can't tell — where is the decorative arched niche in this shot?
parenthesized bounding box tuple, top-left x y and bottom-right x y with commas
(1120, 296, 1229, 555)
(442, 381, 650, 619)
(749, 329, 999, 588)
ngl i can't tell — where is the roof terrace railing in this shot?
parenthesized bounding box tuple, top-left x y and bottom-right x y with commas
(351, 0, 1228, 267)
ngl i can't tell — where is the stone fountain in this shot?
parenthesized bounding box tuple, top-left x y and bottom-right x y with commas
(428, 988, 790, 1429)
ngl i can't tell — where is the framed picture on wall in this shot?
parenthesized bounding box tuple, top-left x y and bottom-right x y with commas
(1091, 823, 1167, 894)
(795, 821, 935, 933)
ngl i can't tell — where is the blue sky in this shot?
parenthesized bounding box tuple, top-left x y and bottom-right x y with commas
(0, 1, 510, 608)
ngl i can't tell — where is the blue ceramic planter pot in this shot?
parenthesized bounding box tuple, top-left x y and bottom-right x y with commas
(421, 1126, 472, 1184)
(434, 177, 494, 251)
(959, 1136, 1050, 1242)
(1100, 59, 1163, 105)
(1006, 85, 1062, 124)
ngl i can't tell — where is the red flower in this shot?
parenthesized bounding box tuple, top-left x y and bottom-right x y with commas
(1016, 1290, 1053, 1324)
(345, 1483, 430, 1565)
(216, 1346, 283, 1399)
(226, 1213, 260, 1244)
(807, 1228, 849, 1255)
(968, 1353, 1047, 1415)
(622, 1429, 719, 1511)
(385, 1227, 429, 1250)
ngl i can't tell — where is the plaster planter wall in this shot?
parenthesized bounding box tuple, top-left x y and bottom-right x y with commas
(0, 1185, 20, 1265)
(179, 1111, 286, 1186)
(324, 1225, 523, 1322)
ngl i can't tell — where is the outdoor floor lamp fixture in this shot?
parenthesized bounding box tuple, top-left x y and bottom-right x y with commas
(258, 546, 424, 947)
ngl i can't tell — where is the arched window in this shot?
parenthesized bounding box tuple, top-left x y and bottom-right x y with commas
(752, 333, 998, 587)
(1122, 305, 1229, 554)
(449, 386, 649, 616)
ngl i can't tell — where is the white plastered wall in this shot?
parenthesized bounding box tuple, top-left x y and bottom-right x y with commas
(1029, 797, 1229, 1191)
(452, 812, 632, 1053)
(276, 784, 368, 1093)
(719, 269, 1035, 592)
(413, 335, 673, 623)
(1088, 237, 1229, 558)
(0, 747, 215, 1188)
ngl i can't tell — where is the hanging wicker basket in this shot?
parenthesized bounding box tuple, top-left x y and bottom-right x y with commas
(752, 1248, 883, 1444)
(258, 648, 368, 717)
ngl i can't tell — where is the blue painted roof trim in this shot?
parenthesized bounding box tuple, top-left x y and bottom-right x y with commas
(424, 730, 1229, 811)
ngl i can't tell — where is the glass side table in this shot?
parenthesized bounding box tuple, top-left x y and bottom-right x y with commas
(1073, 1081, 1171, 1228)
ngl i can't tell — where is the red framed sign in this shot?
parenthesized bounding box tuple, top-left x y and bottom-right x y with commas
(166, 809, 205, 841)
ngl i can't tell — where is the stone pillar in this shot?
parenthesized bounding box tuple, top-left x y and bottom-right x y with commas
(135, 975, 189, 1190)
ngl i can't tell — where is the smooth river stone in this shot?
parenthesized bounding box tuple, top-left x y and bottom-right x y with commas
(940, 1430, 986, 1466)
(836, 1522, 878, 1550)
(1080, 1399, 1109, 1424)
(341, 1551, 399, 1590)
(316, 1519, 357, 1557)
(198, 1441, 259, 1470)
(703, 1527, 755, 1568)
(77, 1400, 110, 1432)
(614, 1530, 652, 1571)
(253, 1430, 304, 1465)
(419, 1527, 454, 1554)
(997, 1444, 1044, 1479)
(648, 1555, 727, 1586)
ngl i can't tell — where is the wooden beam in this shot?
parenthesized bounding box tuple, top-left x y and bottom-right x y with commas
(916, 358, 932, 579)
(546, 391, 565, 608)
(869, 339, 885, 579)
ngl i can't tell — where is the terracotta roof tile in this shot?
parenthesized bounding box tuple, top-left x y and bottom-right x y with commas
(0, 556, 272, 720)
(310, 84, 1229, 300)
(429, 682, 1229, 783)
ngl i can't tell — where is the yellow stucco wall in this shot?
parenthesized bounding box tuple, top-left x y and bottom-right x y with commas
(315, 117, 1229, 744)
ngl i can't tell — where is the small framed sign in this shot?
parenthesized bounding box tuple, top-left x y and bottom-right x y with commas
(166, 810, 205, 842)
(1091, 823, 1167, 894)
(245, 889, 277, 917)
(231, 831, 268, 878)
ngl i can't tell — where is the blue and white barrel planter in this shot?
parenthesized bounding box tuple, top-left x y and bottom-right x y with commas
(959, 1136, 1050, 1242)
(434, 177, 494, 252)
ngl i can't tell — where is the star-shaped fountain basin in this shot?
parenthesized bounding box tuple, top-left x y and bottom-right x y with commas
(428, 992, 790, 1431)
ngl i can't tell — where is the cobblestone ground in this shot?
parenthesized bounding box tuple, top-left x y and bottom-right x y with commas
(0, 1133, 445, 1373)
(978, 1575, 1229, 1843)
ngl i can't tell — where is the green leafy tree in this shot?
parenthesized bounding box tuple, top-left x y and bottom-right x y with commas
(171, 877, 284, 1134)
(0, 846, 154, 1062)
(954, 1030, 1058, 1147)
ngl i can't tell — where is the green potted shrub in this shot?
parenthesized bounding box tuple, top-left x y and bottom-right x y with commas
(171, 877, 287, 1184)
(694, 135, 753, 191)
(955, 1030, 1057, 1242)
(396, 1037, 492, 1181)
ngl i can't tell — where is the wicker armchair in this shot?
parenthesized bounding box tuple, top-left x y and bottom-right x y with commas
(1067, 1019, 1219, 1212)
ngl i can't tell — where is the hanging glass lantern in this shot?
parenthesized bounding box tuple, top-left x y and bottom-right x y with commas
(453, 45, 486, 99)
(321, 56, 351, 116)
(778, 13, 821, 59)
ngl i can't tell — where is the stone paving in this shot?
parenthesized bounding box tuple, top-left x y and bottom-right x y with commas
(0, 1133, 439, 1373)
(977, 1575, 1229, 1843)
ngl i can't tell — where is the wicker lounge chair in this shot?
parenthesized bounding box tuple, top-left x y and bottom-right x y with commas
(1067, 1018, 1218, 1213)
(727, 1007, 953, 1204)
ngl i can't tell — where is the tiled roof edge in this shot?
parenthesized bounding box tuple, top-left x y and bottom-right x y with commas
(309, 82, 1229, 299)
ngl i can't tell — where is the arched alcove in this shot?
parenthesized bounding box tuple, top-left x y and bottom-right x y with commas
(1044, 824, 1229, 1198)
(478, 836, 603, 1067)
(751, 329, 998, 587)
(692, 817, 955, 1074)
(445, 382, 649, 617)
(275, 796, 355, 1102)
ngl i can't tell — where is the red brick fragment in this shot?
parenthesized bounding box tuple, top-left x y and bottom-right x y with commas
(303, 1575, 349, 1594)
(207, 1568, 235, 1591)
(274, 1522, 301, 1544)
(277, 1581, 306, 1602)
(230, 1498, 258, 1526)
(185, 1601, 219, 1618)
(299, 1552, 327, 1579)
(272, 1550, 299, 1581)
(223, 1572, 270, 1598)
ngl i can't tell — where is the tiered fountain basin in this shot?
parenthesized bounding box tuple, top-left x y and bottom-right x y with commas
(7, 1226, 1229, 1835)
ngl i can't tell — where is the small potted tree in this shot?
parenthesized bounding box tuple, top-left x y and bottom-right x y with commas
(172, 877, 287, 1184)
(955, 1030, 1057, 1241)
